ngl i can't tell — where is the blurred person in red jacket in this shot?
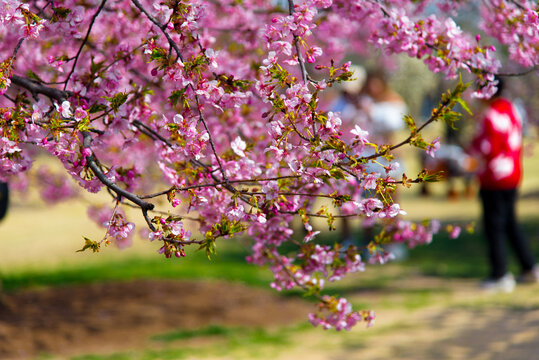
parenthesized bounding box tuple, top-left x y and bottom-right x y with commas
(471, 77, 538, 292)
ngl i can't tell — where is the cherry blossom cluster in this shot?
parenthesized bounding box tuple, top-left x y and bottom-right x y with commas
(309, 295, 374, 331)
(88, 205, 135, 249)
(479, 0, 539, 68)
(0, 0, 44, 39)
(1, 0, 537, 330)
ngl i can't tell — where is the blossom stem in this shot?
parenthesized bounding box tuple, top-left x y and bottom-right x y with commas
(130, 0, 185, 63)
(63, 0, 108, 90)
(287, 0, 308, 84)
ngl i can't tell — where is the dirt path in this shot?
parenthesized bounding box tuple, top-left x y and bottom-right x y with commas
(346, 281, 539, 360)
(278, 275, 539, 360)
(0, 279, 310, 359)
(2, 275, 539, 360)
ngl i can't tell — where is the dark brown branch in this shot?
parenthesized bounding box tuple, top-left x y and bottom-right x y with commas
(130, 0, 185, 63)
(13, 38, 25, 58)
(63, 0, 108, 90)
(287, 0, 308, 84)
(82, 131, 156, 231)
(11, 75, 71, 101)
(132, 120, 175, 147)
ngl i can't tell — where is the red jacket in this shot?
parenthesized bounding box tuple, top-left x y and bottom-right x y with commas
(472, 98, 523, 190)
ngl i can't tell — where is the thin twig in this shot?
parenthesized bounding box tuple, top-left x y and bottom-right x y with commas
(497, 65, 539, 77)
(506, 0, 526, 11)
(63, 0, 108, 90)
(278, 210, 358, 219)
(139, 176, 302, 199)
(130, 0, 227, 182)
(359, 96, 450, 162)
(13, 38, 25, 58)
(242, 191, 345, 199)
(163, 237, 205, 246)
(287, 0, 308, 84)
(130, 0, 184, 62)
(132, 120, 175, 147)
(193, 93, 228, 182)
(2, 94, 16, 103)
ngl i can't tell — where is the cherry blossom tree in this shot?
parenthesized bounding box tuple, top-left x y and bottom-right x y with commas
(1, 0, 537, 330)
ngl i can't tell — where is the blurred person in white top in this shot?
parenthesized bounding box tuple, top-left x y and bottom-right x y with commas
(359, 69, 407, 180)
(335, 68, 408, 260)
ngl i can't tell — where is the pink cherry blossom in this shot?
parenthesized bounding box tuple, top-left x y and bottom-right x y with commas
(426, 137, 441, 158)
(0, 0, 536, 332)
(231, 136, 247, 157)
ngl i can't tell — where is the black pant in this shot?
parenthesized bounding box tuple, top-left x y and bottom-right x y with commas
(480, 188, 535, 279)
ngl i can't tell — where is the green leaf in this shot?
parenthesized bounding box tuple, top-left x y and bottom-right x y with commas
(403, 115, 417, 133)
(329, 168, 346, 180)
(455, 98, 473, 115)
(90, 57, 106, 75)
(150, 48, 166, 61)
(77, 237, 100, 253)
(26, 70, 44, 83)
(104, 92, 129, 112)
(88, 103, 107, 114)
(50, 7, 71, 23)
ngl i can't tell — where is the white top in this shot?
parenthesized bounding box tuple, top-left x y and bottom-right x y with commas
(369, 101, 407, 135)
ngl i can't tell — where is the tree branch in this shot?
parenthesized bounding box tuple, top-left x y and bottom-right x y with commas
(130, 0, 227, 182)
(132, 120, 175, 147)
(13, 38, 25, 58)
(11, 75, 70, 101)
(287, 0, 308, 84)
(82, 131, 156, 231)
(359, 96, 451, 162)
(497, 65, 539, 77)
(63, 0, 108, 90)
(130, 0, 185, 63)
(506, 0, 526, 11)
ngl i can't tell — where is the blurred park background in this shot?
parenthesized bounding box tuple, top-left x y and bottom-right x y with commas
(1, 56, 539, 359)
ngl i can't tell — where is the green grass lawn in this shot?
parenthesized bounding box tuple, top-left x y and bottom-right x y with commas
(68, 324, 308, 360)
(3, 217, 539, 293)
(1, 240, 271, 293)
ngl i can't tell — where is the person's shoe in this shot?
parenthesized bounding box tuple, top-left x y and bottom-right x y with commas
(480, 273, 516, 293)
(517, 266, 539, 284)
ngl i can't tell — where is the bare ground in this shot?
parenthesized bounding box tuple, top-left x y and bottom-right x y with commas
(0, 279, 310, 359)
(2, 275, 539, 360)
